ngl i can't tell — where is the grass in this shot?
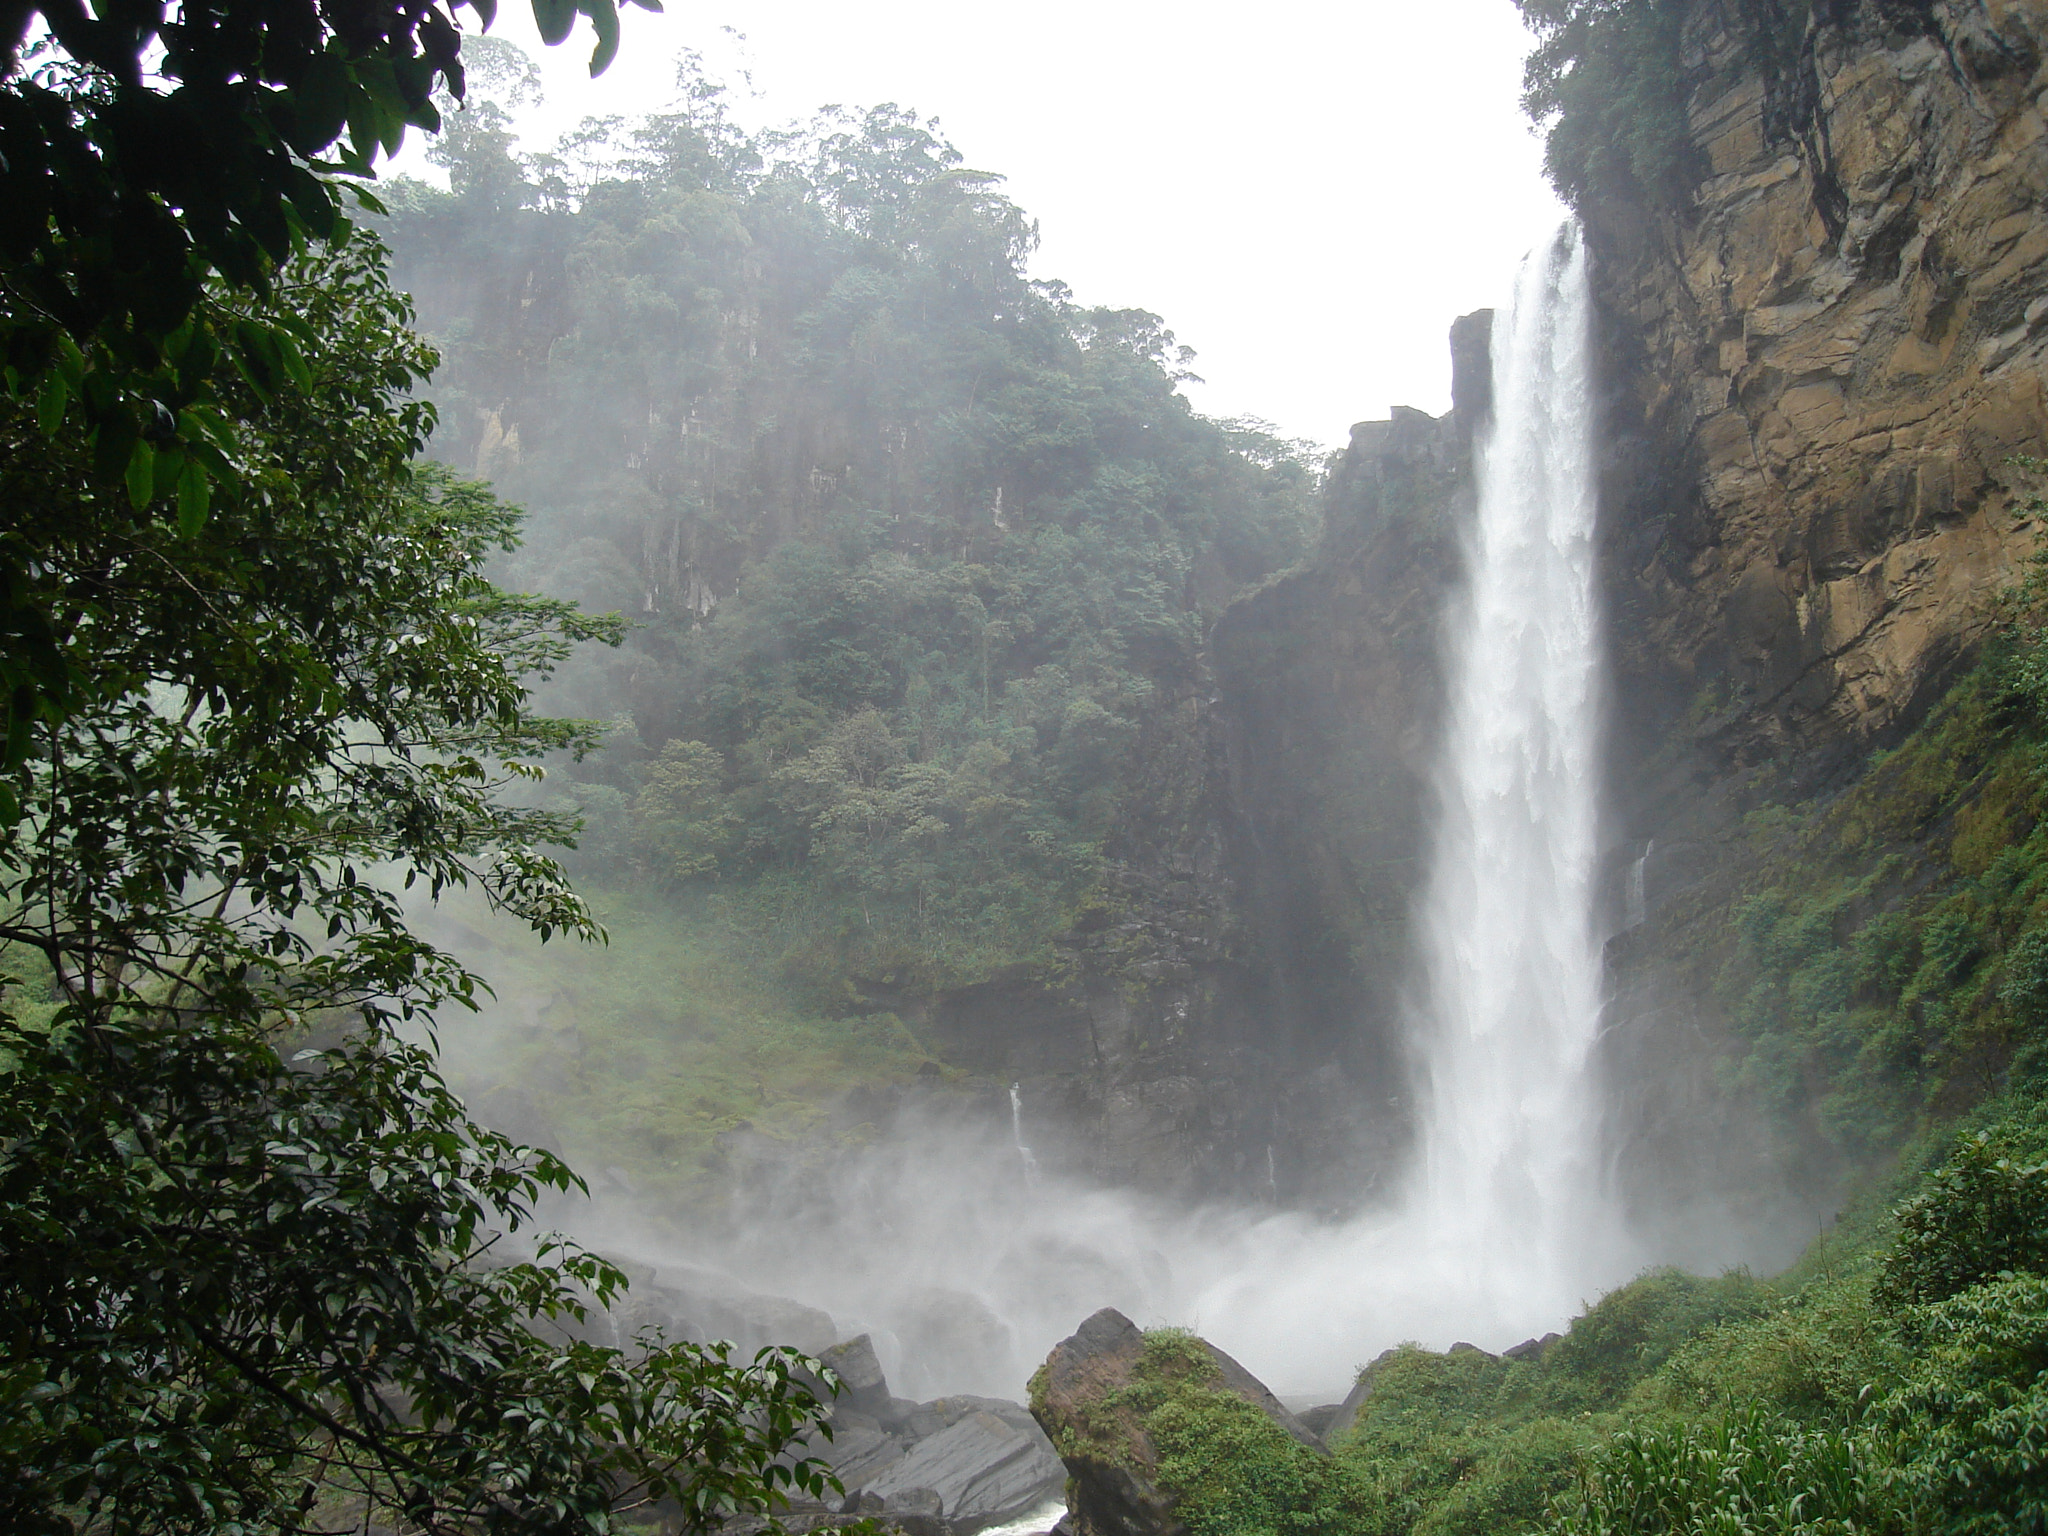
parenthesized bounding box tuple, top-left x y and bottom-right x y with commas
(428, 880, 933, 1209)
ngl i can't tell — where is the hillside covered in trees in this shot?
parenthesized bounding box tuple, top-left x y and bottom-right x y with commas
(375, 49, 1332, 1197)
(391, 48, 1318, 979)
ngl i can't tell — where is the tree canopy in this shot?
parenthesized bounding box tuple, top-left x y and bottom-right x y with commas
(0, 234, 838, 1534)
(0, 0, 653, 776)
(383, 68, 1322, 997)
(0, 11, 845, 1534)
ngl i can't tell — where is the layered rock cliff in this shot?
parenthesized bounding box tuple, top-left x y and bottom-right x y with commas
(1593, 0, 2048, 776)
(1583, 0, 2048, 1243)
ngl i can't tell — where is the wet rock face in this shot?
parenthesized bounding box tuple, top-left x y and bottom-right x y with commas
(797, 1335, 1065, 1536)
(818, 327, 1494, 1216)
(1205, 368, 1484, 1213)
(1027, 1308, 1324, 1536)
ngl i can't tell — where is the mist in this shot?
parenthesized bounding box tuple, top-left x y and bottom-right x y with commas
(412, 226, 1780, 1407)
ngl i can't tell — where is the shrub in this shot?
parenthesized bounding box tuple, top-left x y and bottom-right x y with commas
(1547, 1407, 1904, 1535)
(1878, 1130, 2048, 1309)
(1413, 1417, 1587, 1536)
(1881, 1272, 2048, 1535)
(1547, 1269, 1776, 1404)
(1646, 1273, 1896, 1423)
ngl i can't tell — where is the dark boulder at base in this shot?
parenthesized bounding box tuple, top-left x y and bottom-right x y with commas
(1296, 1402, 1344, 1438)
(556, 1260, 839, 1357)
(792, 1346, 1061, 1536)
(861, 1402, 1064, 1533)
(1029, 1308, 1325, 1536)
(1502, 1331, 1562, 1363)
(726, 1515, 952, 1536)
(819, 1333, 895, 1416)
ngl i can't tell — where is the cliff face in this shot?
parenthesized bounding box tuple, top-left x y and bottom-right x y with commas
(1581, 0, 2048, 1243)
(1594, 0, 2048, 783)
(904, 340, 1491, 1213)
(1200, 319, 1494, 1210)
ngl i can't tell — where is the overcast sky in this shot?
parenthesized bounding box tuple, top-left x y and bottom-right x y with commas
(403, 0, 1565, 448)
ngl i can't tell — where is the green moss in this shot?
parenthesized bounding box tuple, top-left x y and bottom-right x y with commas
(1049, 1329, 1375, 1536)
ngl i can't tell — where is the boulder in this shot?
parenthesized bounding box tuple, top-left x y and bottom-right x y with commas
(1322, 1346, 1398, 1442)
(859, 1406, 1064, 1533)
(1029, 1308, 1325, 1536)
(1502, 1331, 1562, 1363)
(1295, 1402, 1343, 1438)
(572, 1261, 839, 1357)
(727, 1514, 951, 1536)
(819, 1333, 894, 1416)
(925, 1394, 1044, 1435)
(879, 1395, 942, 1438)
(814, 1419, 906, 1488)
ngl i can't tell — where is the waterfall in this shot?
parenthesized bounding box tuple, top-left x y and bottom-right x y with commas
(1625, 839, 1653, 931)
(1409, 223, 1613, 1298)
(1009, 1083, 1039, 1186)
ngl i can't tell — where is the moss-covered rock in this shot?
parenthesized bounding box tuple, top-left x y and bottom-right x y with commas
(1026, 1310, 1328, 1536)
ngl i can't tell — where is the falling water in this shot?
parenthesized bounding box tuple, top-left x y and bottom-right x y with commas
(1409, 223, 1613, 1301)
(1624, 839, 1653, 931)
(519, 226, 1639, 1401)
(1175, 224, 1631, 1375)
(1009, 1083, 1039, 1186)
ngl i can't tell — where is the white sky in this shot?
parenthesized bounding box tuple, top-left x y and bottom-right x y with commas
(400, 0, 1565, 448)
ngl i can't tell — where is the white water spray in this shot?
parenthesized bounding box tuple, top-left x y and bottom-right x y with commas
(1406, 222, 1617, 1309)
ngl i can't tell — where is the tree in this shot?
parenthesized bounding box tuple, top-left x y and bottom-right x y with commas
(634, 739, 740, 884)
(1514, 0, 1700, 207)
(0, 239, 835, 1533)
(0, 0, 657, 772)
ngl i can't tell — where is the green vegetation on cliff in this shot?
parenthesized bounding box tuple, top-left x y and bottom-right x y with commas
(1646, 480, 2048, 1172)
(1516, 0, 1823, 208)
(387, 55, 1318, 1000)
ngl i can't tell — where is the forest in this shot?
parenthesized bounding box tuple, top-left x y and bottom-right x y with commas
(388, 40, 1318, 986)
(7, 0, 2048, 1533)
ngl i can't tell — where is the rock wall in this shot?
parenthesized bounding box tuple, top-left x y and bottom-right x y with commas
(1203, 322, 1492, 1212)
(1583, 0, 2048, 1243)
(1593, 0, 2048, 779)
(855, 337, 1496, 1213)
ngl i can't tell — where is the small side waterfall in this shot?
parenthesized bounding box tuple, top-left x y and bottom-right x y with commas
(1009, 1083, 1039, 1186)
(1624, 839, 1653, 931)
(1409, 223, 1615, 1300)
